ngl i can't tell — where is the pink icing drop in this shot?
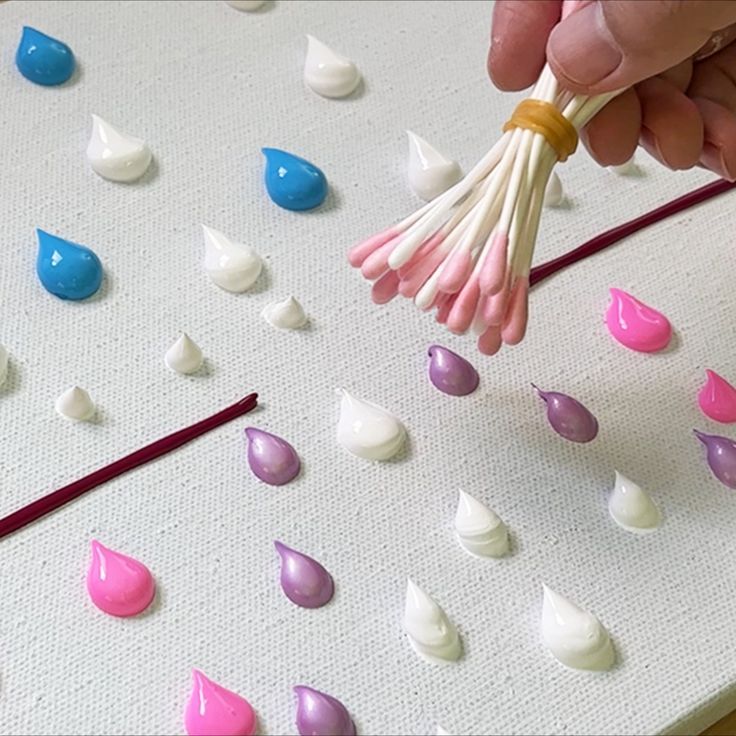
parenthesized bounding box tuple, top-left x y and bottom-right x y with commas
(86, 539, 155, 617)
(698, 369, 736, 424)
(185, 670, 257, 736)
(605, 288, 672, 352)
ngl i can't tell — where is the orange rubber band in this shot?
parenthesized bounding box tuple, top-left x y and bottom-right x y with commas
(503, 99, 578, 162)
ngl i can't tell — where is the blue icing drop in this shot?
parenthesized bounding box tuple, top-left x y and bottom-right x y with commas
(262, 148, 328, 211)
(16, 26, 75, 86)
(36, 229, 103, 301)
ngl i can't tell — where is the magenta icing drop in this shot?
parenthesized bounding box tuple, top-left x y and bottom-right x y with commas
(184, 670, 257, 736)
(695, 430, 736, 489)
(605, 288, 672, 352)
(698, 370, 736, 424)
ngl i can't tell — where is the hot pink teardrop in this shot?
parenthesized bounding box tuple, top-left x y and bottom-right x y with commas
(605, 288, 672, 352)
(698, 369, 736, 423)
(185, 670, 257, 736)
(86, 539, 155, 617)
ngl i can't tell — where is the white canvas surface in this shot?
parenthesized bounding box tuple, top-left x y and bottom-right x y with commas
(0, 1, 735, 734)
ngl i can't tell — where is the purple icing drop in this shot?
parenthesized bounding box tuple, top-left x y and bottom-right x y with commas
(294, 685, 355, 736)
(533, 384, 598, 443)
(427, 345, 480, 396)
(274, 541, 334, 608)
(695, 430, 736, 489)
(244, 427, 300, 486)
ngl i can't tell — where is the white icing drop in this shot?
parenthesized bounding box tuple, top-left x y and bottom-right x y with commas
(336, 389, 405, 461)
(543, 171, 564, 207)
(403, 579, 461, 664)
(86, 115, 152, 183)
(608, 471, 661, 533)
(262, 296, 308, 330)
(454, 490, 509, 558)
(225, 0, 265, 9)
(303, 35, 361, 99)
(436, 726, 449, 736)
(55, 386, 95, 421)
(164, 333, 203, 374)
(202, 225, 262, 293)
(0, 345, 7, 387)
(541, 585, 614, 671)
(406, 130, 461, 201)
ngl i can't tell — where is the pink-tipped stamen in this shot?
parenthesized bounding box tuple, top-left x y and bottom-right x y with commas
(479, 231, 508, 296)
(348, 228, 398, 268)
(371, 270, 401, 305)
(500, 277, 529, 345)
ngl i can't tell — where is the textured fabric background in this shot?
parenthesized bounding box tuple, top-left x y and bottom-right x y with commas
(0, 1, 734, 734)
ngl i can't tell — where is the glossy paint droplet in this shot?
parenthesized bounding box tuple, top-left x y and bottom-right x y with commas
(427, 345, 479, 396)
(304, 35, 361, 98)
(16, 26, 75, 86)
(274, 541, 334, 608)
(695, 430, 736, 489)
(608, 471, 661, 532)
(454, 490, 509, 558)
(185, 670, 257, 736)
(262, 148, 328, 211)
(245, 427, 301, 485)
(543, 171, 564, 208)
(36, 229, 103, 300)
(698, 370, 736, 424)
(336, 389, 406, 460)
(202, 225, 262, 293)
(533, 384, 598, 443)
(86, 114, 152, 183)
(406, 130, 461, 201)
(294, 685, 356, 736)
(55, 386, 95, 421)
(225, 0, 265, 9)
(605, 288, 672, 353)
(165, 333, 204, 375)
(86, 540, 155, 617)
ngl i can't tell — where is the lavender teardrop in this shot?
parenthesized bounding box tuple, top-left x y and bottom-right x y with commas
(695, 430, 736, 489)
(294, 685, 356, 736)
(427, 345, 480, 396)
(244, 427, 300, 486)
(274, 541, 334, 608)
(533, 384, 598, 443)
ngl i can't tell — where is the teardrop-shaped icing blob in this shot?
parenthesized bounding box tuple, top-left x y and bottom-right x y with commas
(225, 0, 265, 9)
(262, 148, 328, 211)
(36, 229, 103, 301)
(427, 345, 479, 396)
(403, 579, 462, 664)
(16, 26, 75, 86)
(533, 384, 598, 443)
(202, 225, 262, 293)
(274, 541, 334, 608)
(86, 540, 155, 617)
(608, 471, 661, 532)
(304, 35, 361, 99)
(406, 131, 461, 201)
(698, 369, 736, 424)
(0, 345, 8, 388)
(336, 389, 406, 460)
(695, 430, 736, 489)
(294, 685, 356, 736)
(86, 114, 152, 183)
(185, 670, 257, 736)
(436, 726, 449, 736)
(543, 171, 564, 208)
(541, 585, 614, 671)
(55, 386, 95, 421)
(605, 288, 672, 352)
(454, 490, 509, 558)
(245, 427, 301, 485)
(165, 333, 204, 374)
(262, 296, 308, 329)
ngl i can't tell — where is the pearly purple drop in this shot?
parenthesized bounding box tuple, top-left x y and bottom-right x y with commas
(274, 541, 334, 608)
(533, 384, 598, 443)
(244, 427, 300, 486)
(427, 345, 480, 396)
(694, 430, 736, 489)
(294, 685, 356, 736)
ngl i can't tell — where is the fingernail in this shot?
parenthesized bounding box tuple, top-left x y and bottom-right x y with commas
(547, 4, 622, 88)
(700, 143, 733, 181)
(640, 127, 672, 169)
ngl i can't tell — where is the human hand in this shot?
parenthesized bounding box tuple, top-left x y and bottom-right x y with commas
(487, 0, 736, 180)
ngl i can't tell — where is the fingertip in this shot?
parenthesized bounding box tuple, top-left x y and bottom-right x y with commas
(582, 89, 641, 166)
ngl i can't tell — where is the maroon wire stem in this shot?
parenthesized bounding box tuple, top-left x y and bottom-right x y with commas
(529, 178, 736, 287)
(0, 392, 259, 540)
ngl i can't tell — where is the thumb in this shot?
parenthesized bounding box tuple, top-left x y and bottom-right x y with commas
(547, 0, 736, 94)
